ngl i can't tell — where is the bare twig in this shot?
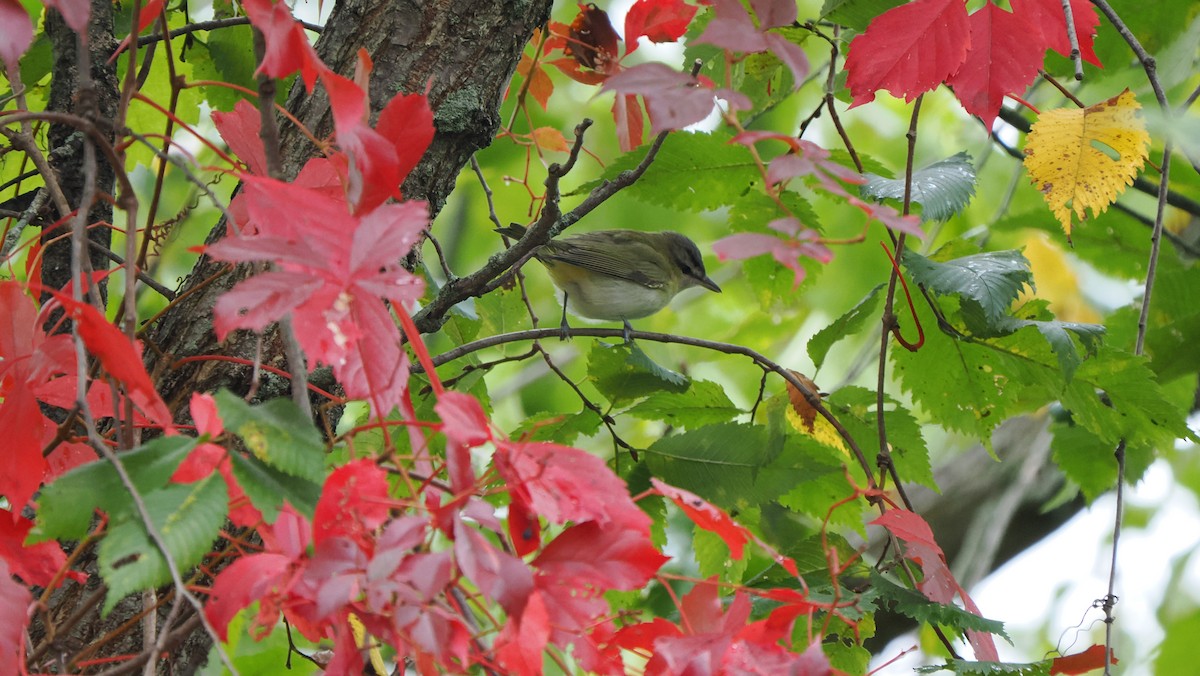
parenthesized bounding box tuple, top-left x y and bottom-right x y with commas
(1059, 0, 1085, 81)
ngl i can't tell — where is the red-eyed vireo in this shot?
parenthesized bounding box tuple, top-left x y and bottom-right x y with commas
(498, 224, 721, 340)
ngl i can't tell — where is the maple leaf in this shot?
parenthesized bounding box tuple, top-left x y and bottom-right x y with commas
(242, 0, 325, 91)
(1023, 89, 1149, 237)
(0, 0, 31, 71)
(844, 0, 970, 107)
(947, 2, 1045, 129)
(453, 519, 534, 613)
(602, 63, 751, 135)
(208, 178, 426, 414)
(212, 100, 271, 177)
(1011, 0, 1102, 67)
(624, 0, 697, 54)
(495, 589, 551, 675)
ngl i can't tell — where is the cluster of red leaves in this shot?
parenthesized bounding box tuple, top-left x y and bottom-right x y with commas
(845, 0, 1102, 127)
(206, 42, 433, 415)
(202, 390, 831, 674)
(533, 0, 809, 150)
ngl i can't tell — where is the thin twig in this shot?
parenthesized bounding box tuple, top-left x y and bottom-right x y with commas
(1059, 0, 1085, 81)
(136, 16, 323, 48)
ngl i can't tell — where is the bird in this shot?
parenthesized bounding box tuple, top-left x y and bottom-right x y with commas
(498, 224, 721, 341)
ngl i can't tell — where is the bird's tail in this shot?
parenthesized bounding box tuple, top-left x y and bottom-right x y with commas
(495, 223, 528, 239)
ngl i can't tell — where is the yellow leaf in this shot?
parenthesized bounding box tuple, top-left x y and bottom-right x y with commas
(1023, 89, 1149, 237)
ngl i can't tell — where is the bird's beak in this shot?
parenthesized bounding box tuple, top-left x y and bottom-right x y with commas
(697, 275, 721, 293)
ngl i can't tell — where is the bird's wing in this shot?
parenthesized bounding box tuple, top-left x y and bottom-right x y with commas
(538, 232, 668, 288)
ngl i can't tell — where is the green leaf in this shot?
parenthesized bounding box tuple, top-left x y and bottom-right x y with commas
(511, 408, 604, 445)
(694, 524, 748, 581)
(903, 249, 1033, 324)
(191, 25, 268, 111)
(626, 379, 742, 428)
(861, 152, 976, 222)
(1049, 423, 1116, 502)
(228, 452, 323, 520)
(820, 0, 907, 31)
(575, 132, 759, 212)
(477, 287, 532, 338)
(870, 572, 1010, 643)
(33, 436, 198, 541)
(960, 298, 1105, 383)
(588, 341, 689, 404)
(892, 301, 1061, 445)
(808, 284, 884, 370)
(645, 422, 784, 509)
(828, 387, 936, 490)
(98, 475, 228, 614)
(215, 390, 325, 483)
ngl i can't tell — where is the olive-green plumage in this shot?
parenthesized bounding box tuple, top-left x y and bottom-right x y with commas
(499, 225, 721, 335)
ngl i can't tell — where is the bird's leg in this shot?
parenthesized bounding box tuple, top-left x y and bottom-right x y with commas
(622, 319, 633, 344)
(559, 292, 571, 341)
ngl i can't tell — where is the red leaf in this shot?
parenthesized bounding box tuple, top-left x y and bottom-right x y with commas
(313, 459, 391, 549)
(652, 479, 749, 559)
(613, 617, 681, 653)
(872, 509, 999, 660)
(507, 495, 541, 557)
(212, 100, 268, 176)
(749, 0, 797, 29)
(844, 0, 970, 107)
(496, 589, 552, 676)
(0, 560, 31, 666)
(696, 0, 768, 52)
(134, 0, 164, 33)
(322, 69, 403, 213)
(242, 0, 325, 91)
(947, 2, 1044, 128)
(1011, 0, 1101, 67)
(375, 92, 436, 194)
(0, 511, 72, 588)
(1051, 645, 1118, 675)
(534, 521, 667, 591)
(42, 0, 90, 33)
(211, 270, 324, 338)
(453, 519, 534, 614)
(47, 292, 173, 428)
(495, 440, 650, 533)
(0, 382, 48, 515)
(0, 0, 32, 88)
(624, 0, 697, 54)
(714, 218, 832, 289)
(435, 391, 492, 448)
(204, 552, 294, 641)
(602, 63, 749, 135)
